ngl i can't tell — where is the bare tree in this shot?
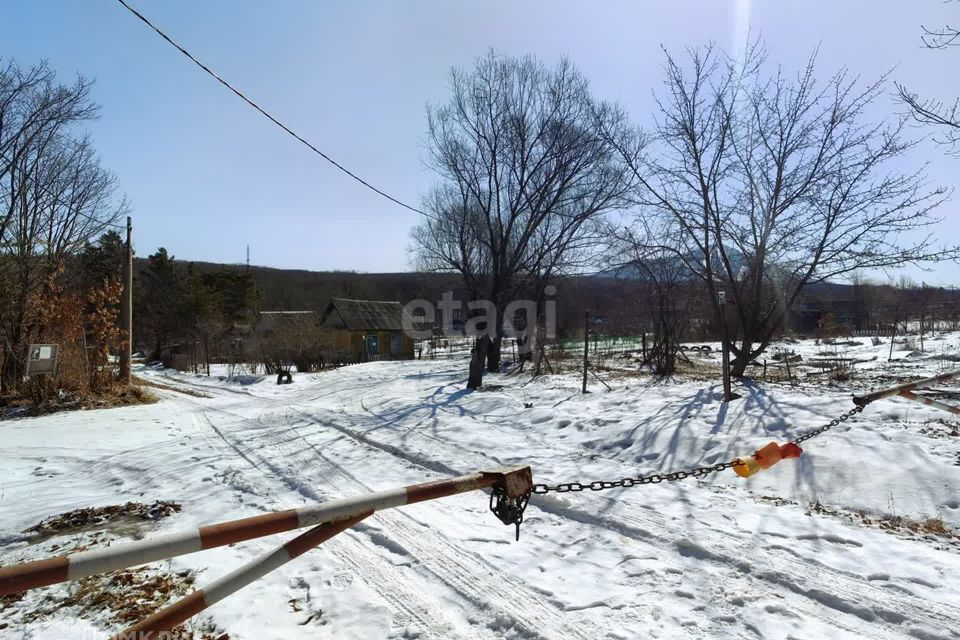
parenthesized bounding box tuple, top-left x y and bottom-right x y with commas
(1, 59, 99, 241)
(604, 217, 698, 375)
(414, 52, 638, 388)
(0, 60, 126, 393)
(896, 1, 960, 153)
(253, 313, 338, 381)
(610, 42, 951, 378)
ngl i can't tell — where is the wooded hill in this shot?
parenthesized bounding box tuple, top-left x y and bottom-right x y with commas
(137, 258, 960, 340)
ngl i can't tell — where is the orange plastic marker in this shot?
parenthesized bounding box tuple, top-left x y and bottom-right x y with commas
(733, 442, 803, 478)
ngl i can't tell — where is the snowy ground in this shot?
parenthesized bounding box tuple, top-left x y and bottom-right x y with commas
(2, 334, 960, 639)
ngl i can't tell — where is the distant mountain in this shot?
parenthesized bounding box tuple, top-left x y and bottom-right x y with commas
(600, 244, 749, 282)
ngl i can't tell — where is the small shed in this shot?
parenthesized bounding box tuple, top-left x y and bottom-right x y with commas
(321, 298, 415, 362)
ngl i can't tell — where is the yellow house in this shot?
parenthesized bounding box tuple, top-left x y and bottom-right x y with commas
(321, 298, 415, 362)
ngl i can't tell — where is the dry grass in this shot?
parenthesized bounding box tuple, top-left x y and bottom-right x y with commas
(6, 566, 227, 639)
(70, 569, 225, 638)
(17, 383, 158, 416)
(753, 495, 959, 549)
(754, 495, 796, 508)
(80, 384, 158, 409)
(806, 500, 959, 548)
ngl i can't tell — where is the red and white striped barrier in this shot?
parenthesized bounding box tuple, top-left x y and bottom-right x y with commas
(853, 370, 959, 407)
(898, 389, 960, 415)
(112, 513, 370, 638)
(0, 466, 533, 598)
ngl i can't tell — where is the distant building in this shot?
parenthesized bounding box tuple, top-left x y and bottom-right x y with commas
(255, 310, 318, 335)
(793, 299, 858, 334)
(321, 298, 415, 362)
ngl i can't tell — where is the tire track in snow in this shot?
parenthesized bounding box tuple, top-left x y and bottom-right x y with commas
(150, 374, 506, 636)
(187, 405, 476, 640)
(233, 406, 611, 640)
(145, 367, 960, 638)
(602, 497, 959, 639)
(294, 405, 957, 640)
(398, 406, 960, 637)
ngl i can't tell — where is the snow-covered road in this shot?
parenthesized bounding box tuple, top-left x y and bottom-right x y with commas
(2, 346, 960, 639)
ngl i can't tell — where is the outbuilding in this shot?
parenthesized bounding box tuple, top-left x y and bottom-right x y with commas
(321, 298, 415, 362)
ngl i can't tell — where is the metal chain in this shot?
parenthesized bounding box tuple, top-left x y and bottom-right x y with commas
(532, 461, 735, 494)
(789, 404, 865, 444)
(532, 403, 867, 495)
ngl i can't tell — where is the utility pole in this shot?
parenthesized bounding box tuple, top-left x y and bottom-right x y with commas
(119, 216, 133, 383)
(582, 310, 590, 394)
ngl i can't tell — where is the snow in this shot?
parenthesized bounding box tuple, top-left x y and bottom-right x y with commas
(2, 334, 960, 639)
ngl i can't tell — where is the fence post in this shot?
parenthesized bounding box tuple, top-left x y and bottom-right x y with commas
(118, 216, 132, 383)
(582, 310, 590, 394)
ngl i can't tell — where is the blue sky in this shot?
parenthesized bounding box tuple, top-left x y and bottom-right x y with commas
(3, 1, 958, 284)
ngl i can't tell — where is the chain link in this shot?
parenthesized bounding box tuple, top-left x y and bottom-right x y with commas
(789, 404, 864, 444)
(531, 403, 867, 495)
(532, 461, 735, 495)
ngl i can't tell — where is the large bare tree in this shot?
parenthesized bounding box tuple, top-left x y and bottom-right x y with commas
(414, 52, 638, 388)
(1, 60, 126, 392)
(610, 43, 951, 378)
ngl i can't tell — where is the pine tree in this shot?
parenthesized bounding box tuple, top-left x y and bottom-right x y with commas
(78, 231, 125, 294)
(136, 248, 187, 359)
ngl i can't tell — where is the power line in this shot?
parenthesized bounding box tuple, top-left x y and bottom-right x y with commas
(115, 0, 425, 216)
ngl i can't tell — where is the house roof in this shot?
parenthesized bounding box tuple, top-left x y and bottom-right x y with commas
(256, 310, 317, 333)
(324, 298, 407, 331)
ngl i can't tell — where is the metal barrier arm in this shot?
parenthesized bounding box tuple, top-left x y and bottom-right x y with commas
(0, 466, 533, 597)
(112, 513, 371, 639)
(898, 389, 960, 415)
(853, 371, 959, 407)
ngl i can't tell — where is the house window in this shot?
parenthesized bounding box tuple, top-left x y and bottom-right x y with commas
(365, 335, 379, 355)
(390, 334, 402, 355)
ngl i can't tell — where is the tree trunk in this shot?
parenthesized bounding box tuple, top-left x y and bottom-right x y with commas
(486, 335, 503, 372)
(729, 339, 754, 378)
(1, 349, 19, 395)
(2, 320, 26, 394)
(467, 336, 490, 389)
(204, 334, 210, 376)
(517, 334, 535, 363)
(485, 305, 504, 372)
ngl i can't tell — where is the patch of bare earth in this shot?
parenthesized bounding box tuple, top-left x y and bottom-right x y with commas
(133, 375, 212, 398)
